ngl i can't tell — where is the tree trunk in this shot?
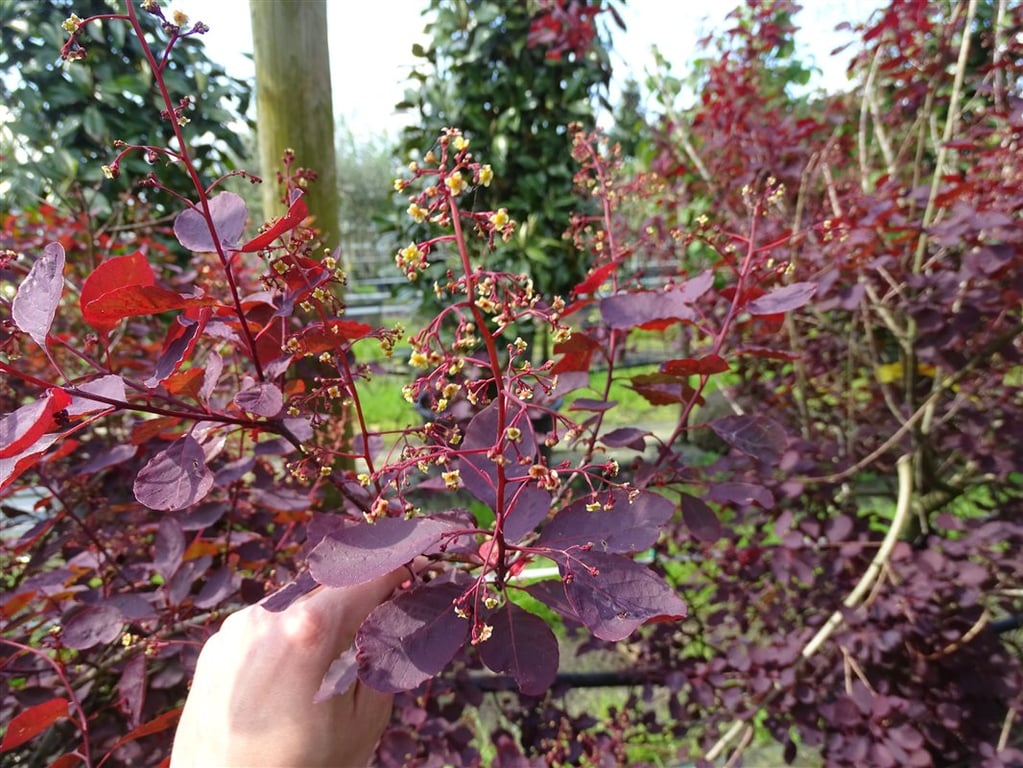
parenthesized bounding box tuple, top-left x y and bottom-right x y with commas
(249, 0, 339, 250)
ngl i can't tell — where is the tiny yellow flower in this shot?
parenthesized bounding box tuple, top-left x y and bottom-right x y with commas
(407, 203, 428, 223)
(101, 165, 117, 180)
(445, 171, 466, 196)
(478, 164, 493, 187)
(473, 622, 493, 644)
(172, 10, 189, 25)
(398, 242, 423, 266)
(62, 14, 83, 32)
(505, 426, 522, 442)
(442, 470, 460, 489)
(489, 208, 510, 229)
(409, 351, 429, 368)
(357, 473, 371, 487)
(586, 502, 601, 511)
(452, 135, 469, 152)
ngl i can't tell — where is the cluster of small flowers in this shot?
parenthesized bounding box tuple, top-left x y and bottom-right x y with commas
(392, 128, 516, 281)
(61, 4, 208, 63)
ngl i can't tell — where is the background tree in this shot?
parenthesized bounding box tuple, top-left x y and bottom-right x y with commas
(249, 0, 339, 247)
(0, 0, 251, 218)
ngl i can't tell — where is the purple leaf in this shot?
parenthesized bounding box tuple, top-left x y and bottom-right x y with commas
(478, 603, 559, 696)
(746, 282, 817, 315)
(680, 493, 724, 542)
(67, 374, 127, 416)
(559, 551, 686, 641)
(200, 352, 224, 401)
(599, 286, 699, 330)
(12, 242, 65, 348)
(118, 653, 146, 728)
(133, 436, 214, 511)
(314, 647, 359, 703)
(536, 489, 675, 553)
(74, 444, 137, 477)
(61, 603, 124, 649)
(458, 401, 551, 541)
(706, 482, 775, 509)
(309, 516, 460, 587)
(524, 580, 583, 627)
(153, 517, 185, 580)
(600, 427, 650, 451)
(251, 485, 312, 512)
(567, 398, 617, 412)
(144, 313, 206, 389)
(262, 571, 319, 613)
(233, 381, 284, 417)
(357, 579, 469, 692)
(194, 566, 239, 609)
(709, 414, 787, 463)
(173, 191, 248, 253)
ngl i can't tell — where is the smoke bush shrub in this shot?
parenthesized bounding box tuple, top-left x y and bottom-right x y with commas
(1, 1, 1021, 767)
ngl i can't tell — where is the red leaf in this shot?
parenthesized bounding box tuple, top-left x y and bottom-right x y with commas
(105, 707, 182, 755)
(572, 261, 617, 296)
(661, 354, 730, 376)
(552, 331, 600, 374)
(0, 388, 72, 459)
(735, 346, 801, 361)
(163, 368, 205, 399)
(239, 193, 308, 252)
(79, 252, 154, 335)
(12, 242, 65, 348)
(48, 754, 81, 768)
(0, 433, 63, 493)
(83, 284, 213, 328)
(145, 307, 211, 389)
(0, 697, 69, 751)
(292, 320, 373, 356)
(628, 373, 703, 407)
(746, 282, 817, 315)
(281, 255, 329, 301)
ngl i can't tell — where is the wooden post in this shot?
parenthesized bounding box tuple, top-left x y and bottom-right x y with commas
(249, 0, 339, 250)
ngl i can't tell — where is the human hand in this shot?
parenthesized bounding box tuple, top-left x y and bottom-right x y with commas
(170, 568, 408, 767)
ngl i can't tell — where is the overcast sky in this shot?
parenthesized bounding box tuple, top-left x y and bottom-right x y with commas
(171, 0, 884, 139)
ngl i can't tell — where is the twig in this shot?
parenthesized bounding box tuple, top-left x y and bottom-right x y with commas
(912, 0, 978, 273)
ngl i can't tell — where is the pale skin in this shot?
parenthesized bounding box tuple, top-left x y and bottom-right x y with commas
(170, 568, 408, 768)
